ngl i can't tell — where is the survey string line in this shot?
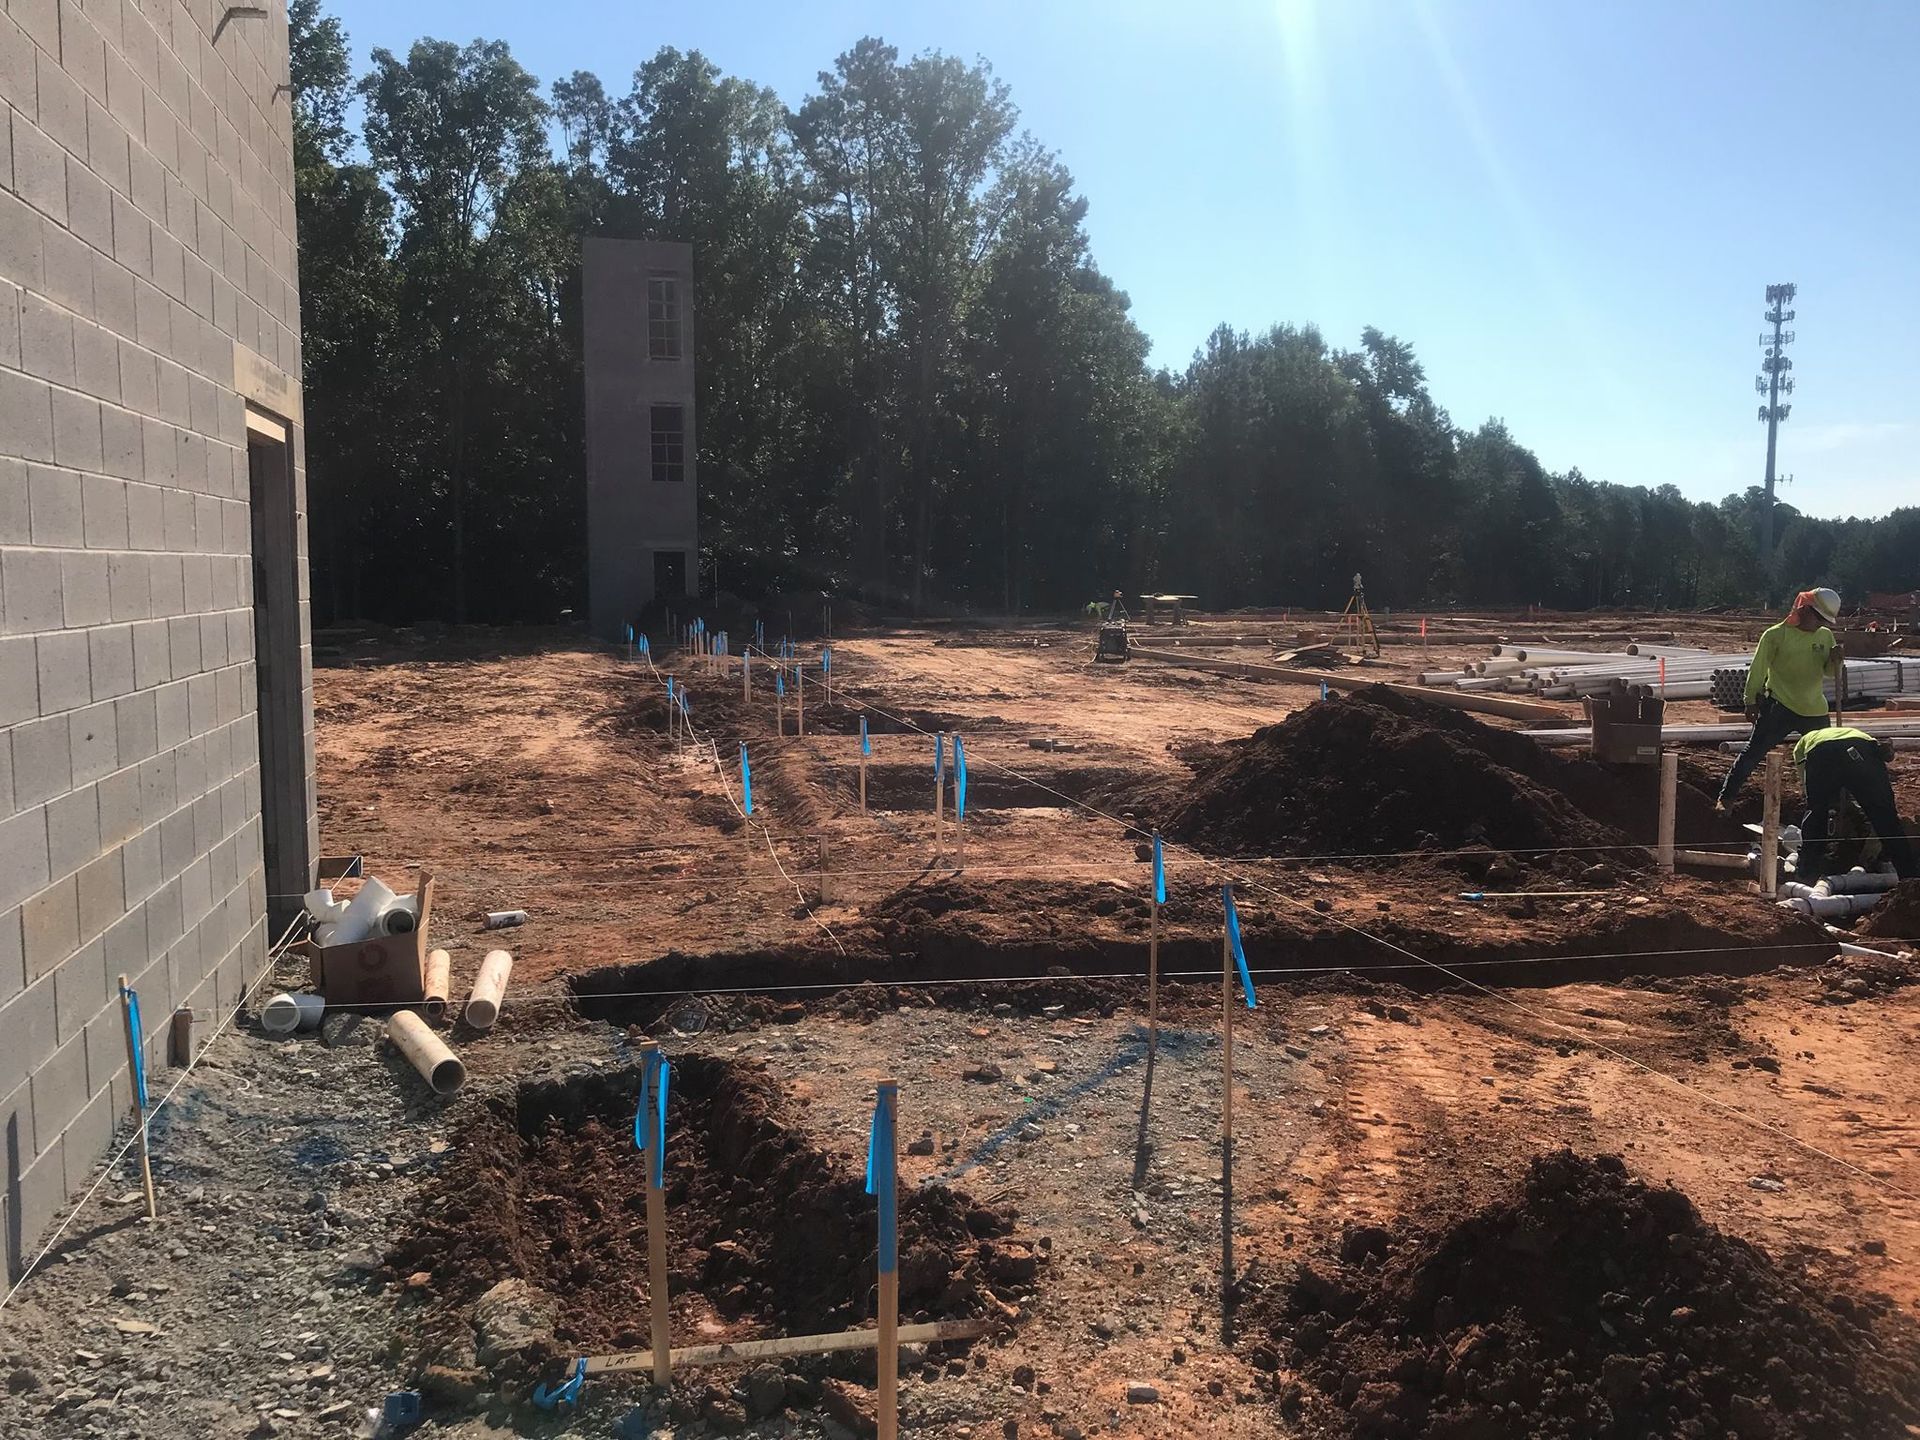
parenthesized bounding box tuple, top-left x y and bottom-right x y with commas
(815, 680, 1920, 1206)
(0, 913, 308, 1312)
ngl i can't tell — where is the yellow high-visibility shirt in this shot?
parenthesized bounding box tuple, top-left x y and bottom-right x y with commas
(1743, 622, 1836, 717)
(1792, 726, 1877, 781)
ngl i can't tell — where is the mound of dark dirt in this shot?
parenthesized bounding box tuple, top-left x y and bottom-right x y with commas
(1859, 878, 1920, 943)
(1270, 1151, 1920, 1439)
(1162, 688, 1726, 864)
(390, 1057, 1027, 1358)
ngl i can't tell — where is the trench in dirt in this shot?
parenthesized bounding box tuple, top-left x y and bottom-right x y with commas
(566, 903, 1830, 1035)
(389, 1057, 1031, 1361)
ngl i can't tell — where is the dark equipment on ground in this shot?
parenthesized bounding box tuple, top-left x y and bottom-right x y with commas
(1095, 591, 1130, 664)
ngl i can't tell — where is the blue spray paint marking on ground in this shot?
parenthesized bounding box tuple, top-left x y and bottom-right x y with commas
(291, 1133, 351, 1169)
(935, 1027, 1212, 1182)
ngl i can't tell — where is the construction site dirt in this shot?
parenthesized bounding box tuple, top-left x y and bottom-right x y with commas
(3, 611, 1918, 1440)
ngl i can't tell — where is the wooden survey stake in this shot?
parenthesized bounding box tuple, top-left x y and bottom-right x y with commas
(118, 975, 157, 1219)
(796, 665, 805, 736)
(1220, 920, 1234, 1343)
(640, 1042, 671, 1385)
(1761, 751, 1782, 898)
(1657, 751, 1677, 875)
(875, 1080, 900, 1440)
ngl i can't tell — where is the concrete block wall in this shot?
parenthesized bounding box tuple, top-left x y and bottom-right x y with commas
(0, 0, 314, 1277)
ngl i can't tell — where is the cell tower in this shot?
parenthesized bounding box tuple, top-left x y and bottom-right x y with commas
(1755, 283, 1797, 569)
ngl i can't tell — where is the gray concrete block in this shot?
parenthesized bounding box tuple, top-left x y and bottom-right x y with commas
(0, 12, 34, 117)
(100, 904, 143, 983)
(0, 906, 22, 1008)
(74, 848, 121, 943)
(50, 388, 105, 473)
(59, 2, 109, 106)
(41, 222, 96, 314)
(0, 190, 47, 294)
(33, 45, 88, 156)
(21, 875, 79, 982)
(10, 1133, 68, 1278)
(10, 714, 70, 808)
(0, 807, 49, 916)
(85, 96, 131, 197)
(0, 458, 25, 546)
(156, 803, 192, 879)
(0, 368, 57, 465)
(29, 1029, 89, 1151)
(66, 158, 114, 255)
(67, 699, 118, 784)
(86, 622, 133, 700)
(120, 819, 158, 902)
(52, 933, 106, 1044)
(196, 611, 223, 669)
(171, 732, 204, 801)
(0, 636, 36, 725)
(72, 321, 121, 404)
(11, 110, 68, 226)
(1, 547, 63, 634)
(165, 613, 198, 677)
(0, 974, 56, 1101)
(60, 1084, 116, 1197)
(179, 553, 209, 611)
(123, 477, 162, 548)
(100, 404, 142, 481)
(34, 628, 91, 713)
(118, 339, 157, 414)
(0, 281, 17, 372)
(27, 462, 85, 547)
(80, 475, 129, 550)
(152, 678, 187, 749)
(107, 552, 148, 622)
(132, 275, 167, 349)
(44, 785, 98, 879)
(128, 618, 167, 689)
(58, 548, 109, 628)
(20, 291, 77, 387)
(177, 852, 209, 928)
(92, 251, 135, 337)
(138, 416, 177, 487)
(95, 765, 140, 849)
(161, 488, 193, 549)
(80, 1004, 123, 1124)
(111, 687, 156, 763)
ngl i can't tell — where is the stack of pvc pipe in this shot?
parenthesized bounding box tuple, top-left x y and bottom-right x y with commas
(1711, 656, 1920, 711)
(309, 878, 418, 945)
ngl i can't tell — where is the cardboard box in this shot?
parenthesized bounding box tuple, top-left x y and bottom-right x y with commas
(1585, 696, 1663, 766)
(306, 871, 433, 1007)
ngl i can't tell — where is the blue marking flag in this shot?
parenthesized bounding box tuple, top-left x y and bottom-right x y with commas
(123, 985, 148, 1110)
(822, 648, 831, 675)
(776, 668, 786, 698)
(666, 676, 675, 706)
(695, 617, 704, 635)
(638, 633, 649, 656)
(741, 743, 753, 815)
(634, 1048, 671, 1187)
(953, 736, 968, 821)
(1319, 681, 1329, 701)
(624, 623, 633, 645)
(860, 715, 870, 756)
(1222, 887, 1257, 1009)
(1152, 832, 1166, 905)
(533, 1358, 587, 1411)
(934, 732, 946, 783)
(865, 1088, 898, 1275)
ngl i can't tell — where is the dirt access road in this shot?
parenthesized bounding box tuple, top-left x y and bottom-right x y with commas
(1, 614, 1915, 1440)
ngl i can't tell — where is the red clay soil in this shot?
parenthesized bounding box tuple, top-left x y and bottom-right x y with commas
(389, 1056, 1026, 1358)
(1160, 689, 1732, 866)
(1267, 1151, 1920, 1440)
(1859, 878, 1920, 944)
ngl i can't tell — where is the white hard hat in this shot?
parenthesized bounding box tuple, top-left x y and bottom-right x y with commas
(1806, 587, 1841, 624)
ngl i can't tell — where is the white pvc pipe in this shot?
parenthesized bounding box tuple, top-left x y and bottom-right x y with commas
(424, 948, 452, 1022)
(1778, 892, 1883, 919)
(464, 949, 513, 1030)
(334, 876, 397, 944)
(1839, 942, 1903, 960)
(389, 1010, 467, 1094)
(304, 888, 347, 921)
(1821, 870, 1901, 895)
(311, 921, 339, 948)
(262, 991, 324, 1034)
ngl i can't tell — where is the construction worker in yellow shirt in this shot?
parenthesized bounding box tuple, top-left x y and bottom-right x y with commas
(1791, 727, 1916, 881)
(1717, 586, 1844, 811)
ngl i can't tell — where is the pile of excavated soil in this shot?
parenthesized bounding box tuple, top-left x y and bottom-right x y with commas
(1271, 1151, 1920, 1439)
(390, 1056, 1027, 1358)
(1163, 688, 1726, 864)
(1860, 878, 1920, 943)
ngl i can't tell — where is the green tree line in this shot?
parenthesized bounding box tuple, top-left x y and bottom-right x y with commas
(291, 2, 1920, 625)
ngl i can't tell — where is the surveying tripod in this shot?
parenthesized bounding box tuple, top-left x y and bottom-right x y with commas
(1340, 573, 1381, 657)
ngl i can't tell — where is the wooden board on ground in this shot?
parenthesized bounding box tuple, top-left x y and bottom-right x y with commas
(583, 1319, 992, 1376)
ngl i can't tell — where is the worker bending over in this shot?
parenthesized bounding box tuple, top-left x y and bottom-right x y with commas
(1792, 728, 1916, 881)
(1718, 586, 1843, 810)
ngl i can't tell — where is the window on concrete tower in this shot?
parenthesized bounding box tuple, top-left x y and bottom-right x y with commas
(647, 276, 681, 360)
(650, 403, 685, 483)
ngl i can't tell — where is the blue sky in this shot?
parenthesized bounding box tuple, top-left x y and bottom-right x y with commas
(318, 0, 1919, 521)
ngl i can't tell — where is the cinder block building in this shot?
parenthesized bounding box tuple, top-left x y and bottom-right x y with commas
(583, 237, 697, 639)
(0, 0, 314, 1275)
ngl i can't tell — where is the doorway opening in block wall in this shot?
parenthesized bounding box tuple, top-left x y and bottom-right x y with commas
(246, 409, 308, 933)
